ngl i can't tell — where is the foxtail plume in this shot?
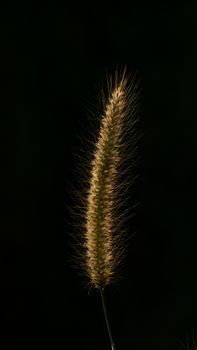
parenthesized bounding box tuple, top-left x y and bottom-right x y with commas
(83, 69, 140, 289)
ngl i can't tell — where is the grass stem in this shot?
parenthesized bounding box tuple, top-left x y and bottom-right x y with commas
(100, 288, 116, 350)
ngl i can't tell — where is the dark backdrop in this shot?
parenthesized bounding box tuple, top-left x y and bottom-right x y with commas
(1, 1, 197, 349)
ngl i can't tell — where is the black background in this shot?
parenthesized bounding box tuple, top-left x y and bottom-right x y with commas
(1, 1, 197, 349)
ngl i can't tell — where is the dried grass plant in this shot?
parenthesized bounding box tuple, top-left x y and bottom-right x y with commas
(69, 68, 141, 350)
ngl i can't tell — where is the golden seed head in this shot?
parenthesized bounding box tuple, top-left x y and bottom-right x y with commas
(84, 69, 140, 289)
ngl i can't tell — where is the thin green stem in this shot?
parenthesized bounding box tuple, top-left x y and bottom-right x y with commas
(100, 288, 116, 350)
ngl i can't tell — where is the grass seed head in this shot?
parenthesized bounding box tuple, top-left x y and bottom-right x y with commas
(69, 68, 141, 290)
